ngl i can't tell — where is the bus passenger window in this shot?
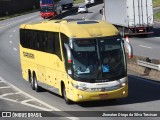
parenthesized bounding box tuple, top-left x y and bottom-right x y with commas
(47, 32, 54, 53)
(54, 33, 61, 60)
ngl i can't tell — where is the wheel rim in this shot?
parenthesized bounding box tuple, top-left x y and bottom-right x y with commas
(34, 77, 38, 89)
(63, 87, 67, 100)
(63, 87, 71, 104)
(31, 77, 34, 86)
(31, 77, 35, 90)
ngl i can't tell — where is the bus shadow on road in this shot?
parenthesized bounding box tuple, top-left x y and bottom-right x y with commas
(145, 27, 160, 38)
(151, 27, 160, 37)
(78, 75, 160, 107)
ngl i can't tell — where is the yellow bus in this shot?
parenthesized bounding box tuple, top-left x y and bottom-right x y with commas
(19, 19, 133, 104)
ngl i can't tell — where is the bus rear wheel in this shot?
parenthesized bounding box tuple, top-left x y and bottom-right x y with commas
(30, 75, 35, 90)
(62, 85, 72, 104)
(33, 75, 42, 92)
(28, 70, 31, 83)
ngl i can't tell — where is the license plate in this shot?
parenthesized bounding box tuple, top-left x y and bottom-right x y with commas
(139, 29, 144, 32)
(99, 94, 108, 98)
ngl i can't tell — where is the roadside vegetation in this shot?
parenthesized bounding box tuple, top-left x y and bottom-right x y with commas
(153, 0, 160, 21)
(0, 9, 38, 21)
(74, 0, 84, 4)
(153, 0, 160, 7)
(154, 12, 160, 22)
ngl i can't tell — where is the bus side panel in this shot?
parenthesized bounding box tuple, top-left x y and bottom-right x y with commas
(46, 56, 66, 95)
(20, 60, 30, 81)
(20, 45, 37, 81)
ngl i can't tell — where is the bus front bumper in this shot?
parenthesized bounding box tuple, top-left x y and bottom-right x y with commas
(68, 85, 128, 102)
(40, 12, 55, 18)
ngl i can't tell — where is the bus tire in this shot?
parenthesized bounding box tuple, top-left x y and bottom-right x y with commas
(28, 70, 31, 83)
(62, 84, 72, 104)
(33, 74, 42, 92)
(30, 74, 35, 90)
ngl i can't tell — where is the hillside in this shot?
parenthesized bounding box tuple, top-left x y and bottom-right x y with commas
(153, 0, 160, 7)
(153, 0, 160, 21)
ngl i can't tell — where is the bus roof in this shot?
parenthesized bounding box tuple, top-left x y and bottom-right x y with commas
(20, 19, 119, 38)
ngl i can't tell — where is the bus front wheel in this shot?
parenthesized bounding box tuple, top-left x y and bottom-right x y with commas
(62, 85, 72, 104)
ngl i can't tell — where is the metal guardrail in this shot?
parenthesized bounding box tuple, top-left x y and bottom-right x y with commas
(137, 60, 160, 71)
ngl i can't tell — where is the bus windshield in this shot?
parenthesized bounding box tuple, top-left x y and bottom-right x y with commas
(71, 36, 126, 82)
(40, 6, 54, 12)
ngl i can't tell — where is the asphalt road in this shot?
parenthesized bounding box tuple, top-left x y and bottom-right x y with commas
(0, 4, 160, 120)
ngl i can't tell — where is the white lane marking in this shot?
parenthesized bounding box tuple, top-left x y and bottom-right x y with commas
(0, 97, 52, 111)
(0, 77, 57, 110)
(21, 99, 55, 111)
(0, 15, 38, 29)
(154, 21, 160, 24)
(139, 45, 152, 49)
(21, 99, 34, 104)
(0, 96, 18, 103)
(0, 86, 11, 89)
(66, 117, 79, 120)
(10, 35, 12, 38)
(0, 92, 20, 97)
(0, 77, 79, 120)
(152, 37, 160, 39)
(9, 41, 13, 44)
(13, 48, 17, 51)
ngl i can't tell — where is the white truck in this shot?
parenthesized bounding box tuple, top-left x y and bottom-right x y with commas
(85, 0, 95, 4)
(61, 0, 73, 9)
(101, 0, 153, 36)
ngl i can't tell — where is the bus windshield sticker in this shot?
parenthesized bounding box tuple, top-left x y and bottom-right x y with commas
(68, 70, 72, 74)
(77, 67, 90, 74)
(102, 65, 109, 73)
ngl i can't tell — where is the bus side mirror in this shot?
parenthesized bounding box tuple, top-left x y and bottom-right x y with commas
(64, 44, 72, 63)
(64, 43, 73, 75)
(123, 40, 133, 59)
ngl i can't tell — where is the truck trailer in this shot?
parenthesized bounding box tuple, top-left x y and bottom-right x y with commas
(101, 0, 153, 36)
(61, 0, 73, 9)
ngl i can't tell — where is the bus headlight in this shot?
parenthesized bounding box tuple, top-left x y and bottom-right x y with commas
(121, 81, 128, 87)
(121, 83, 126, 87)
(71, 83, 87, 91)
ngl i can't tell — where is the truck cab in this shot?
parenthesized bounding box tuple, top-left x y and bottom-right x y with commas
(85, 0, 95, 4)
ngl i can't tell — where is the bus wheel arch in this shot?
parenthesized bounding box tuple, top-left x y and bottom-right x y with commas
(61, 81, 72, 104)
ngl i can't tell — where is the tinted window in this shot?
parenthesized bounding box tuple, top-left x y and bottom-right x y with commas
(20, 29, 62, 60)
